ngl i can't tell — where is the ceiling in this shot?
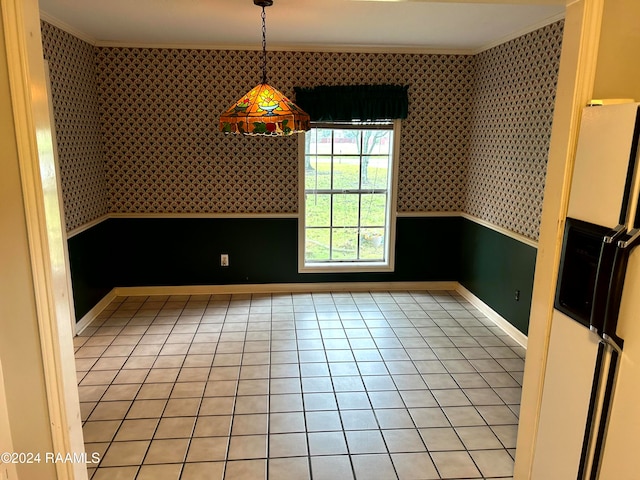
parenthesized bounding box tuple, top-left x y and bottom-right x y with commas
(38, 0, 566, 53)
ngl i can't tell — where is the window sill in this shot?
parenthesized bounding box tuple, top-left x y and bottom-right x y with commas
(299, 261, 393, 274)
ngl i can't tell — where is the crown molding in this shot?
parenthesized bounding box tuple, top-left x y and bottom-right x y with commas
(39, 10, 472, 54)
(472, 11, 565, 54)
(40, 8, 562, 56)
(39, 10, 96, 45)
(91, 40, 474, 55)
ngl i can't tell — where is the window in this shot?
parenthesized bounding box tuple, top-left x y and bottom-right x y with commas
(299, 121, 399, 272)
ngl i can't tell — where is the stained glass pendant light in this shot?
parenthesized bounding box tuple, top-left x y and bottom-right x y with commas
(219, 0, 310, 136)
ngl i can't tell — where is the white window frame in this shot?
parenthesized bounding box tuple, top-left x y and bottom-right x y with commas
(298, 119, 401, 273)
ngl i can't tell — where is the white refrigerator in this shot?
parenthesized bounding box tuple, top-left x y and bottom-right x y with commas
(532, 102, 640, 479)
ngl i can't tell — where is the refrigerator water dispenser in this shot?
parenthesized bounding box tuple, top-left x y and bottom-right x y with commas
(555, 218, 610, 328)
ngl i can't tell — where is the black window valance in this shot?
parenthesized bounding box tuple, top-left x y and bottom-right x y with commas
(293, 85, 409, 122)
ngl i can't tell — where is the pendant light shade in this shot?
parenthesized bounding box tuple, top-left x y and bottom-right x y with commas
(219, 0, 310, 136)
(220, 83, 310, 135)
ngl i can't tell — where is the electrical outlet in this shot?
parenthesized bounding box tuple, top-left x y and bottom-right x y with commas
(514, 289, 520, 301)
(220, 254, 229, 267)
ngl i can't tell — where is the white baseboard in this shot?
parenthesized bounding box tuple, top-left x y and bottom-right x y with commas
(456, 285, 528, 348)
(74, 288, 118, 335)
(113, 281, 458, 297)
(74, 281, 528, 350)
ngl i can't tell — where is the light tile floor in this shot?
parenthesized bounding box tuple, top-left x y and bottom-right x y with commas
(75, 290, 524, 480)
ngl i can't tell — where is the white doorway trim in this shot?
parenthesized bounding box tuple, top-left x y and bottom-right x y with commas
(514, 0, 605, 477)
(2, 0, 86, 478)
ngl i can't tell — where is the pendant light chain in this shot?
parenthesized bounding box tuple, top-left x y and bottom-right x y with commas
(261, 6, 268, 84)
(219, 0, 310, 135)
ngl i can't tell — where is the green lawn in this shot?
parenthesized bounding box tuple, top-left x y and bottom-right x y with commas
(304, 161, 388, 261)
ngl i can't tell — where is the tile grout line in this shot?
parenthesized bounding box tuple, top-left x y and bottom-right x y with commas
(378, 290, 449, 479)
(353, 291, 409, 480)
(141, 295, 192, 478)
(81, 290, 520, 480)
(320, 293, 363, 480)
(178, 293, 218, 480)
(87, 295, 156, 476)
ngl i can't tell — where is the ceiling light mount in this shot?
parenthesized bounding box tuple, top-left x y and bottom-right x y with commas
(253, 0, 273, 7)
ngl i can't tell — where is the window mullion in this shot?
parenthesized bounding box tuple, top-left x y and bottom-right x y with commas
(329, 129, 335, 261)
(313, 128, 319, 192)
(329, 195, 334, 261)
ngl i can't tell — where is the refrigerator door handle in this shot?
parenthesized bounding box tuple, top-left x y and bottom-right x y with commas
(618, 227, 640, 249)
(589, 346, 622, 480)
(605, 224, 628, 242)
(602, 228, 640, 350)
(577, 341, 607, 480)
(589, 225, 627, 334)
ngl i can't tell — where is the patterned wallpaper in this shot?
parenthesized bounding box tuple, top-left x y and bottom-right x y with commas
(96, 49, 473, 215)
(41, 22, 108, 232)
(464, 21, 564, 241)
(41, 20, 563, 241)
